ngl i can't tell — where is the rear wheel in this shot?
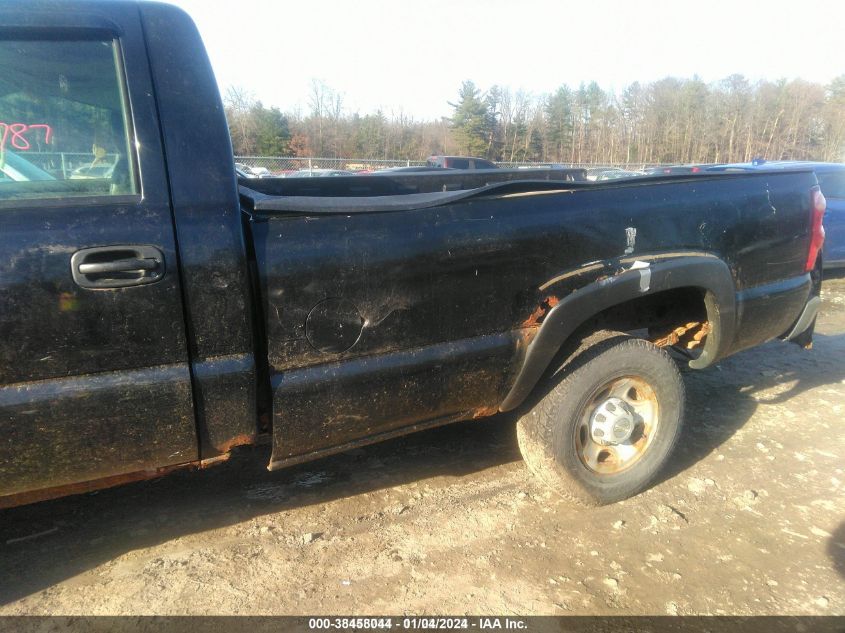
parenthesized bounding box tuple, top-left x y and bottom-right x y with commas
(516, 330, 684, 505)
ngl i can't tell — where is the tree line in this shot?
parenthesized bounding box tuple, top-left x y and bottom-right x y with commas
(225, 75, 845, 165)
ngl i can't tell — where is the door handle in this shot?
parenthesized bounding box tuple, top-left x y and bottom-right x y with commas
(77, 258, 159, 275)
(71, 245, 166, 289)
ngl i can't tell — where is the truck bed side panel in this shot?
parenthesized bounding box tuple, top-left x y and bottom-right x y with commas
(251, 172, 816, 464)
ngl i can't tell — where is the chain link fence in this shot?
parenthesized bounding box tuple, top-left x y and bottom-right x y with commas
(234, 155, 663, 175)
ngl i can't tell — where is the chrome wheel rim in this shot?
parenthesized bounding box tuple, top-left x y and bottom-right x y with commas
(575, 376, 659, 474)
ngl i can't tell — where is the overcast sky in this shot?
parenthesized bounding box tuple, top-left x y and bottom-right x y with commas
(167, 0, 845, 120)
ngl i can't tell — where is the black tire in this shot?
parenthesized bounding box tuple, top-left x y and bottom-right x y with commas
(516, 330, 685, 505)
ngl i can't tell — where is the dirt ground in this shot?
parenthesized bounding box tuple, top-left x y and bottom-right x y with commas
(1, 277, 844, 616)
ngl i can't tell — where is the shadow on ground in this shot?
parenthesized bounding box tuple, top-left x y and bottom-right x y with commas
(1, 333, 843, 606)
(830, 522, 845, 580)
(659, 331, 845, 483)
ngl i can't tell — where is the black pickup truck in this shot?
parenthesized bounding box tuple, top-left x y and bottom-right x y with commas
(0, 1, 827, 508)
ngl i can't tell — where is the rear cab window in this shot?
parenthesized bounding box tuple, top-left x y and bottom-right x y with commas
(0, 38, 137, 200)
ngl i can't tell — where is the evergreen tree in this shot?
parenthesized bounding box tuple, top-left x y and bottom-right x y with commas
(545, 86, 573, 162)
(252, 105, 290, 156)
(449, 81, 491, 157)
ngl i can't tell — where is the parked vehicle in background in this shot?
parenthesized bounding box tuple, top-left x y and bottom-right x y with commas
(235, 162, 258, 178)
(371, 166, 455, 173)
(234, 163, 275, 178)
(644, 164, 713, 175)
(601, 170, 642, 180)
(0, 0, 828, 511)
(515, 163, 569, 170)
(426, 155, 498, 170)
(706, 161, 845, 269)
(285, 168, 357, 177)
(819, 167, 845, 268)
(585, 167, 642, 181)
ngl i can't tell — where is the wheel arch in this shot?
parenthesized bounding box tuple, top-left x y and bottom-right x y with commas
(500, 256, 736, 412)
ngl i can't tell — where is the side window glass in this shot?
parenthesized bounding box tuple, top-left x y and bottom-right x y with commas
(0, 38, 137, 200)
(451, 159, 470, 169)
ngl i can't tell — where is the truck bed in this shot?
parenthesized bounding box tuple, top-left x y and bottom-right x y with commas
(239, 170, 802, 214)
(241, 168, 819, 468)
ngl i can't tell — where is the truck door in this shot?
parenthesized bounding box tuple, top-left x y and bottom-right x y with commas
(0, 7, 196, 502)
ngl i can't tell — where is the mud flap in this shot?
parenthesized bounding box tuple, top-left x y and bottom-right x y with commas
(789, 316, 817, 349)
(783, 260, 822, 349)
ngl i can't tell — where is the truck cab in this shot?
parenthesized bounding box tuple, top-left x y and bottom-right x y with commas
(0, 2, 258, 505)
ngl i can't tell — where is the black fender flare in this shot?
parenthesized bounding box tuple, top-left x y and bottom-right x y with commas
(499, 256, 736, 412)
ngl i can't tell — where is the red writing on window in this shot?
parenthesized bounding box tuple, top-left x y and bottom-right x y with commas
(0, 122, 53, 152)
